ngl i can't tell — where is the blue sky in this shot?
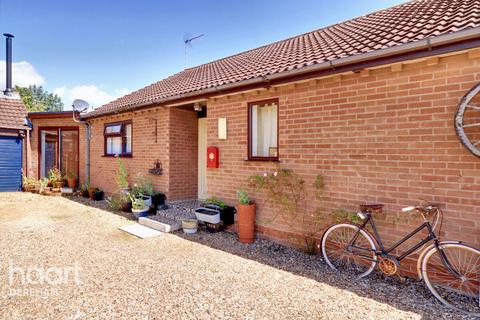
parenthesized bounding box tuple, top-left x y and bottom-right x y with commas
(0, 0, 405, 109)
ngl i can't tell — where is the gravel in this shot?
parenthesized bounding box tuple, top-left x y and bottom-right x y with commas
(0, 193, 475, 319)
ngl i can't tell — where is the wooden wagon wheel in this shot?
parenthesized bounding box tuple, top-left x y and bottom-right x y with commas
(455, 83, 480, 157)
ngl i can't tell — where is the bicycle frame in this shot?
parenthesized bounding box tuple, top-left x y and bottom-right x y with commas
(347, 212, 464, 278)
(351, 214, 436, 261)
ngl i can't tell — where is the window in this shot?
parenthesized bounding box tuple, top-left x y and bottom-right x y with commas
(104, 121, 132, 156)
(248, 99, 279, 160)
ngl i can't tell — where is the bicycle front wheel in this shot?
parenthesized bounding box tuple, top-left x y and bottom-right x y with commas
(421, 243, 480, 316)
(321, 223, 377, 278)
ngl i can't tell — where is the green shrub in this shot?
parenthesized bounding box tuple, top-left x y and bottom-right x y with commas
(116, 157, 129, 189)
(131, 175, 154, 197)
(205, 197, 226, 208)
(236, 189, 250, 205)
(248, 169, 325, 254)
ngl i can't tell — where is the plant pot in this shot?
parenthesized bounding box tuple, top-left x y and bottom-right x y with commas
(195, 207, 221, 224)
(121, 200, 132, 212)
(93, 191, 104, 201)
(135, 195, 152, 207)
(237, 203, 256, 244)
(27, 184, 39, 193)
(88, 187, 95, 199)
(182, 219, 198, 234)
(151, 193, 166, 210)
(81, 190, 90, 198)
(132, 207, 149, 218)
(67, 178, 76, 189)
(55, 181, 64, 189)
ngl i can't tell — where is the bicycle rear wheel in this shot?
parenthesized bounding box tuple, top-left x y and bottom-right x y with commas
(421, 243, 480, 316)
(321, 223, 377, 278)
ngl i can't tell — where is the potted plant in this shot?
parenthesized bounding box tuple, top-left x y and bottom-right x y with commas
(121, 196, 132, 212)
(182, 219, 198, 234)
(38, 178, 49, 195)
(129, 194, 149, 218)
(236, 189, 256, 244)
(66, 172, 77, 189)
(80, 183, 90, 198)
(107, 192, 132, 212)
(22, 175, 39, 193)
(151, 192, 166, 210)
(88, 186, 95, 199)
(48, 168, 63, 188)
(131, 175, 154, 207)
(92, 188, 104, 201)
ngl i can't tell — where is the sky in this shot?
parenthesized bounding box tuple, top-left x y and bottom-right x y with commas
(0, 0, 405, 110)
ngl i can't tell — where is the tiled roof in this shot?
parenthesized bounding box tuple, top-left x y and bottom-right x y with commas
(0, 97, 28, 130)
(88, 0, 480, 117)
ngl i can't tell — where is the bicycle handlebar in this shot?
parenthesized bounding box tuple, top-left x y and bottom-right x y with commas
(402, 204, 438, 214)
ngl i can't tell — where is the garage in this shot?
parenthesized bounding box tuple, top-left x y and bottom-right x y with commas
(0, 96, 28, 191)
(0, 136, 23, 191)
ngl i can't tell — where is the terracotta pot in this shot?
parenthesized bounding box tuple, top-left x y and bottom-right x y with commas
(237, 203, 256, 244)
(88, 187, 95, 199)
(67, 178, 76, 189)
(55, 181, 64, 188)
(27, 184, 38, 193)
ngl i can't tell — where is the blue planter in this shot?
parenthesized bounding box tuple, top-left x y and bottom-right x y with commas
(132, 208, 149, 219)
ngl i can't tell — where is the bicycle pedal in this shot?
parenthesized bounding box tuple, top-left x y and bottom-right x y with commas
(396, 274, 406, 283)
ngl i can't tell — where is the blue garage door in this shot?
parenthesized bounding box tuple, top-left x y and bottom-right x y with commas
(0, 136, 23, 191)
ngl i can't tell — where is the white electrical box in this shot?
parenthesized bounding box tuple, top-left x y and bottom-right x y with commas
(218, 118, 227, 140)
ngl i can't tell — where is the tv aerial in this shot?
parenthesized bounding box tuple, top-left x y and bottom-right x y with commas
(184, 33, 204, 69)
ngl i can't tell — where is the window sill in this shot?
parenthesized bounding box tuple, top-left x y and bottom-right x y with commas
(244, 157, 280, 162)
(103, 154, 133, 158)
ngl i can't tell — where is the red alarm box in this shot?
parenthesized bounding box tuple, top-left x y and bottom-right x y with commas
(207, 146, 219, 168)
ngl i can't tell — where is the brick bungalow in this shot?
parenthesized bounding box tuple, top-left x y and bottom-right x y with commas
(25, 0, 480, 269)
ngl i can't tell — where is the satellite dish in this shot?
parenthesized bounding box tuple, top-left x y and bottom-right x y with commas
(72, 99, 90, 113)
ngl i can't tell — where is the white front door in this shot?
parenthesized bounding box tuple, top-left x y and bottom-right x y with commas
(198, 118, 207, 199)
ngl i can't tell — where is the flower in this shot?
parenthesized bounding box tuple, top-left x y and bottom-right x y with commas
(273, 171, 278, 177)
(263, 173, 268, 177)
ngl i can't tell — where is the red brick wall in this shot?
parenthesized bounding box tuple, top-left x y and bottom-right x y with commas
(205, 51, 480, 274)
(28, 117, 86, 185)
(89, 108, 170, 196)
(88, 107, 198, 200)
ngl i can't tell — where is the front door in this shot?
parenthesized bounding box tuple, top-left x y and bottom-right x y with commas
(198, 118, 207, 199)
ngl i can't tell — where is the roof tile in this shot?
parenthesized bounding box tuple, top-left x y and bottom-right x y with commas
(88, 0, 480, 117)
(0, 97, 27, 130)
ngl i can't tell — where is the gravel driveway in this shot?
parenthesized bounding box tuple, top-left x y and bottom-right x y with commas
(0, 193, 474, 319)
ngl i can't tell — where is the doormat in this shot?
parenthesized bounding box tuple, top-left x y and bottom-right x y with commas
(119, 223, 164, 239)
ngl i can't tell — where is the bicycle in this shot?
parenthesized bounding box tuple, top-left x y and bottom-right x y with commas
(321, 203, 480, 316)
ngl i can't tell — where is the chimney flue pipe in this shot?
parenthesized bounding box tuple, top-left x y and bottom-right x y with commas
(3, 33, 14, 95)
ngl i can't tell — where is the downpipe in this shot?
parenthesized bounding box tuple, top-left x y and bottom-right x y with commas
(72, 112, 91, 185)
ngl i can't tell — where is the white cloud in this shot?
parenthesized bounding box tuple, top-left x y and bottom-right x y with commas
(52, 86, 66, 97)
(54, 85, 130, 110)
(0, 59, 128, 110)
(0, 60, 45, 89)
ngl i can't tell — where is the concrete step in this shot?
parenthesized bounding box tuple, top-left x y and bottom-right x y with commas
(120, 223, 164, 239)
(139, 217, 181, 233)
